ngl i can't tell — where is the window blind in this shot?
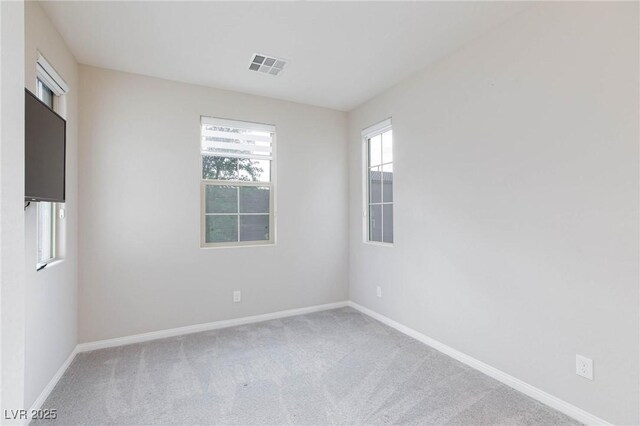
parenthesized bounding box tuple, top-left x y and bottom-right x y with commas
(201, 117, 274, 160)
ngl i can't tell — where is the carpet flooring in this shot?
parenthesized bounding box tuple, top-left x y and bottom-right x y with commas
(33, 307, 579, 425)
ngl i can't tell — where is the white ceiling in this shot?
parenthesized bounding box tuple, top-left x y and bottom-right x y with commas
(40, 1, 531, 111)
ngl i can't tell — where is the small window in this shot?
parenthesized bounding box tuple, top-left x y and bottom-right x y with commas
(363, 119, 393, 244)
(35, 78, 57, 267)
(200, 117, 275, 247)
(34, 53, 68, 269)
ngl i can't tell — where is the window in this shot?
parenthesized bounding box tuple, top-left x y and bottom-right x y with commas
(35, 78, 57, 267)
(36, 78, 54, 108)
(364, 119, 393, 244)
(200, 117, 275, 247)
(34, 53, 68, 269)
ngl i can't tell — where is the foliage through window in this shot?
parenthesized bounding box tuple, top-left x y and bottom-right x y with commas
(200, 117, 275, 247)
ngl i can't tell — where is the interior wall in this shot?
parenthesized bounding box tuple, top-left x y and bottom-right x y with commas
(347, 2, 638, 424)
(0, 0, 26, 418)
(78, 65, 349, 343)
(23, 1, 79, 409)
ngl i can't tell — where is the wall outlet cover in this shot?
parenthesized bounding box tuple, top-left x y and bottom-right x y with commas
(233, 291, 241, 303)
(376, 286, 382, 298)
(576, 354, 593, 380)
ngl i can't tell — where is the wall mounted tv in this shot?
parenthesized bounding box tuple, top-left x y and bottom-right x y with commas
(25, 88, 66, 202)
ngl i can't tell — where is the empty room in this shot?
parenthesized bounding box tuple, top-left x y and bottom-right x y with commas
(0, 1, 638, 425)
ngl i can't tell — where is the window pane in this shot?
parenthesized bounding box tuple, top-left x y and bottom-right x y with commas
(369, 205, 382, 242)
(369, 135, 382, 167)
(382, 130, 393, 164)
(240, 186, 270, 213)
(383, 204, 393, 243)
(205, 215, 238, 243)
(37, 79, 54, 108)
(369, 167, 382, 204)
(240, 215, 269, 242)
(382, 163, 393, 203)
(202, 156, 239, 180)
(37, 202, 54, 263)
(238, 158, 270, 182)
(205, 185, 238, 213)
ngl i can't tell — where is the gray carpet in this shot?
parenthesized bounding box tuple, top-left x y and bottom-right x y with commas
(34, 308, 579, 425)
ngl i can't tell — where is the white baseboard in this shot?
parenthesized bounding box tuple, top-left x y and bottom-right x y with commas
(347, 301, 610, 426)
(77, 300, 349, 353)
(28, 346, 78, 414)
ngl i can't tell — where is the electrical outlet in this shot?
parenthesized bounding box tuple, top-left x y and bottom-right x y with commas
(233, 290, 241, 303)
(376, 286, 382, 298)
(576, 354, 593, 380)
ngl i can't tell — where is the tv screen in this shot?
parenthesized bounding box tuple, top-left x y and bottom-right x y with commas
(25, 88, 66, 202)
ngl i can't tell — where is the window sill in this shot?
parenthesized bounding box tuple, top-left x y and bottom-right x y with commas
(200, 242, 276, 250)
(363, 241, 394, 248)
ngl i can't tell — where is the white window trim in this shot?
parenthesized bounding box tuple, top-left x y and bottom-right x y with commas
(200, 116, 277, 248)
(201, 116, 273, 133)
(34, 53, 67, 270)
(362, 118, 394, 247)
(36, 202, 56, 269)
(36, 52, 68, 96)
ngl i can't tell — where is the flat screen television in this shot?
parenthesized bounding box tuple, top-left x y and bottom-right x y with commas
(25, 88, 66, 202)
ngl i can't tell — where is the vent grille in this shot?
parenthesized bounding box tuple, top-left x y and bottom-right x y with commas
(249, 53, 286, 76)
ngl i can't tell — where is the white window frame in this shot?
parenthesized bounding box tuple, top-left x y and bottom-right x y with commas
(36, 52, 69, 96)
(200, 116, 277, 248)
(36, 202, 56, 269)
(362, 118, 394, 246)
(34, 53, 67, 269)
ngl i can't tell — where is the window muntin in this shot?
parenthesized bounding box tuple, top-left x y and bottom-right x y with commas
(364, 120, 393, 244)
(201, 117, 275, 247)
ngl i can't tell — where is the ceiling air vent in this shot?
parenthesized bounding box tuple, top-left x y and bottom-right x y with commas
(249, 53, 287, 76)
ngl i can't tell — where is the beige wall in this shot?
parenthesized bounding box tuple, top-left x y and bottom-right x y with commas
(1, 0, 26, 417)
(78, 66, 349, 342)
(23, 1, 79, 409)
(347, 2, 639, 424)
